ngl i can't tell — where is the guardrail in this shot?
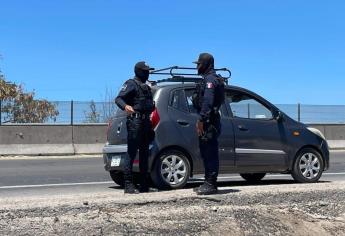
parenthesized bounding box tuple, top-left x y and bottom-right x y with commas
(1, 101, 345, 124)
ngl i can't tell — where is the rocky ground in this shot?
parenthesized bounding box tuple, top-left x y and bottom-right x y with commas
(1, 181, 345, 236)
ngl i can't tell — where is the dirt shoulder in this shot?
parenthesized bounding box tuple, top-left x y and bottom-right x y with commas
(1, 181, 345, 235)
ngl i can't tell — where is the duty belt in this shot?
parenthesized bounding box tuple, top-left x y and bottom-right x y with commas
(129, 112, 150, 119)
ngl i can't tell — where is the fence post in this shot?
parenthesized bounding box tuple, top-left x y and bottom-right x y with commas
(297, 103, 301, 122)
(71, 100, 74, 126)
(247, 103, 250, 118)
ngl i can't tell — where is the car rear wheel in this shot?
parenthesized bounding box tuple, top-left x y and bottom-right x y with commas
(291, 148, 324, 183)
(109, 171, 143, 188)
(109, 171, 124, 187)
(240, 173, 266, 183)
(151, 150, 191, 190)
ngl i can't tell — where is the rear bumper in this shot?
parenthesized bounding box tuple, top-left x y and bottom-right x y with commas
(102, 143, 154, 172)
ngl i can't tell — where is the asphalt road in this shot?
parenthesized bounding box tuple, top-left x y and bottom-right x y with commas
(0, 151, 344, 197)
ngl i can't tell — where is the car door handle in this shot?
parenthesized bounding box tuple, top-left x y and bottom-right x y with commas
(177, 120, 190, 126)
(238, 125, 248, 131)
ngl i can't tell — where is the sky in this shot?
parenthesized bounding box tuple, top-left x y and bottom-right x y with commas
(0, 0, 344, 104)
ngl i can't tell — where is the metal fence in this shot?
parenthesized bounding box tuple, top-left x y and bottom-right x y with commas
(0, 101, 345, 124)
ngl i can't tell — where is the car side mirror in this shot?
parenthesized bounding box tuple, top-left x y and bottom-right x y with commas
(274, 111, 284, 122)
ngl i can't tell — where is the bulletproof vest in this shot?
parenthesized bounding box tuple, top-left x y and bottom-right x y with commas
(192, 75, 225, 113)
(192, 80, 205, 113)
(132, 79, 154, 113)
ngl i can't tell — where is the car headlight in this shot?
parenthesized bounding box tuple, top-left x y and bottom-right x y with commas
(307, 127, 326, 140)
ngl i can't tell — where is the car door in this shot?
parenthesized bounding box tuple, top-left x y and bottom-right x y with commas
(226, 89, 288, 171)
(183, 89, 236, 171)
(167, 88, 203, 171)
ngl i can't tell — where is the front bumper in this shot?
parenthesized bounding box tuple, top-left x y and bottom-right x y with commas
(320, 140, 330, 171)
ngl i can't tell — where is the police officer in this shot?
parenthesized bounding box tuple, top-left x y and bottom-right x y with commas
(115, 61, 155, 194)
(192, 53, 225, 195)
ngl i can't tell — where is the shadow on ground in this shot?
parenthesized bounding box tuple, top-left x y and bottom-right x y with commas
(108, 179, 331, 193)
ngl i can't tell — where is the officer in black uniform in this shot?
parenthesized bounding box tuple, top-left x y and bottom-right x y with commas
(192, 53, 225, 195)
(115, 61, 155, 194)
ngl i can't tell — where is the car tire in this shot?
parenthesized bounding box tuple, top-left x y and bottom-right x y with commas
(109, 171, 124, 187)
(240, 173, 266, 183)
(151, 150, 191, 190)
(291, 147, 324, 183)
(109, 171, 144, 188)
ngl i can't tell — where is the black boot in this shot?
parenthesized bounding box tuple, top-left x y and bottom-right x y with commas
(196, 176, 218, 195)
(139, 174, 158, 193)
(124, 181, 139, 194)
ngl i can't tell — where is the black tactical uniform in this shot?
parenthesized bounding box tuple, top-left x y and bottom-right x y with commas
(192, 53, 225, 195)
(115, 61, 155, 194)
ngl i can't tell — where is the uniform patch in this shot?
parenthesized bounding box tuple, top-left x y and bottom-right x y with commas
(121, 83, 128, 91)
(207, 82, 214, 89)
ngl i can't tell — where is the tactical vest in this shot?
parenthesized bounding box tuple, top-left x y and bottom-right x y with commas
(192, 75, 225, 113)
(132, 79, 154, 113)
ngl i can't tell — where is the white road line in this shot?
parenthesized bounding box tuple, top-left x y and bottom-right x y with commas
(192, 172, 345, 181)
(0, 172, 345, 190)
(0, 181, 113, 189)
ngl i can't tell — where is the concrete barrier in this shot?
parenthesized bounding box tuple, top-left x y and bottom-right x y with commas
(308, 124, 345, 149)
(72, 124, 107, 154)
(0, 124, 107, 155)
(0, 123, 344, 156)
(0, 124, 74, 155)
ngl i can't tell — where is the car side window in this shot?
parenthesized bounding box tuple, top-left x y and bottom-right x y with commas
(184, 89, 198, 114)
(184, 89, 228, 117)
(227, 91, 273, 119)
(170, 89, 189, 113)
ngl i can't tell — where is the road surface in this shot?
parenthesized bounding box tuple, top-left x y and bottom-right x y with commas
(0, 151, 344, 197)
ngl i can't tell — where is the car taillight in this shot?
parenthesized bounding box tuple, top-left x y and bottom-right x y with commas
(150, 108, 160, 129)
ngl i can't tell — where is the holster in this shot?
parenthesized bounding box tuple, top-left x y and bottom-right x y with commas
(200, 124, 219, 142)
(200, 111, 221, 142)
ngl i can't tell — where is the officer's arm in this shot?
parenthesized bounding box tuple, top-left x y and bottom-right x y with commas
(115, 80, 136, 110)
(199, 78, 215, 122)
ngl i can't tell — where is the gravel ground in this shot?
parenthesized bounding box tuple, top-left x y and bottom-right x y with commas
(1, 182, 345, 235)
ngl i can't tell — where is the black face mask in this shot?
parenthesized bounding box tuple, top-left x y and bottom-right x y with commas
(135, 68, 149, 82)
(197, 59, 214, 75)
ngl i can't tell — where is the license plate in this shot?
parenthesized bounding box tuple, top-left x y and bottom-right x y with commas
(110, 156, 121, 167)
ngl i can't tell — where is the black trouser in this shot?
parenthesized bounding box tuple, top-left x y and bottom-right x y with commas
(199, 115, 221, 184)
(124, 116, 151, 184)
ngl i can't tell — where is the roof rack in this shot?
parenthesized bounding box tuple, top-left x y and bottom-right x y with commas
(148, 66, 231, 86)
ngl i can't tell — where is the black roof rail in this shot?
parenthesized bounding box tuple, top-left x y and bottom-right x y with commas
(148, 66, 231, 86)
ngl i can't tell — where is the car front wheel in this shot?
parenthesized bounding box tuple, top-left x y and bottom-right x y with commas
(151, 150, 191, 190)
(291, 148, 324, 183)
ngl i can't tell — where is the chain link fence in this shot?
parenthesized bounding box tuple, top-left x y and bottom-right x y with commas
(0, 101, 345, 124)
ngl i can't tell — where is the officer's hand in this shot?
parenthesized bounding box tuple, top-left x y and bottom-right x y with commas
(125, 105, 135, 115)
(196, 120, 204, 137)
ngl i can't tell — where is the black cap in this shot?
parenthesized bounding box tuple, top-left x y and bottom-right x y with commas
(193, 53, 214, 64)
(134, 61, 155, 71)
